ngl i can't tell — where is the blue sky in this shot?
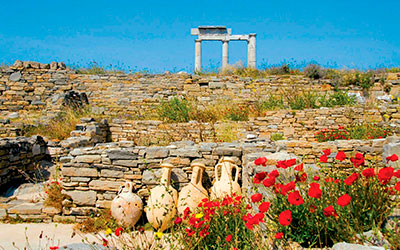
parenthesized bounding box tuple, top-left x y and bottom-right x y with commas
(1, 0, 399, 72)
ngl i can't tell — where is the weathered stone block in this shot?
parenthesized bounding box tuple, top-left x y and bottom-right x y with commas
(8, 203, 43, 215)
(106, 149, 138, 160)
(146, 147, 169, 159)
(66, 190, 96, 206)
(89, 180, 124, 191)
(100, 169, 124, 178)
(75, 155, 101, 163)
(62, 167, 98, 177)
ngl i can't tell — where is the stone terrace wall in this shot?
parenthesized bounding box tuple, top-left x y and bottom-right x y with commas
(59, 137, 388, 220)
(108, 105, 400, 144)
(0, 136, 48, 191)
(2, 61, 400, 123)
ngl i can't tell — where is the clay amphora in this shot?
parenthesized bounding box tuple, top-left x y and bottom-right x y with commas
(111, 181, 143, 227)
(210, 157, 241, 199)
(177, 163, 208, 215)
(145, 163, 178, 232)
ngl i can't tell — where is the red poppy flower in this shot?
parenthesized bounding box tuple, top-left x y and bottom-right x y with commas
(350, 153, 365, 167)
(386, 154, 399, 163)
(253, 171, 267, 184)
(280, 181, 296, 196)
(313, 176, 320, 181)
(102, 239, 108, 247)
(335, 151, 346, 161)
(296, 172, 307, 183)
(288, 190, 304, 206)
(269, 170, 280, 178)
(323, 205, 337, 217)
(308, 183, 322, 199)
(309, 205, 317, 213)
(251, 193, 263, 203)
(49, 247, 59, 250)
(294, 163, 304, 171)
(325, 177, 334, 183)
(378, 167, 394, 184)
(275, 232, 284, 239)
(259, 201, 270, 213)
(362, 168, 375, 178)
(174, 217, 183, 224)
(255, 157, 267, 166)
(394, 170, 400, 178)
(262, 176, 276, 187)
(319, 154, 328, 163)
(226, 234, 233, 242)
(186, 228, 195, 237)
(277, 159, 296, 169)
(115, 227, 123, 236)
(395, 182, 400, 192)
(278, 210, 292, 226)
(323, 149, 331, 156)
(344, 173, 359, 186)
(337, 194, 351, 207)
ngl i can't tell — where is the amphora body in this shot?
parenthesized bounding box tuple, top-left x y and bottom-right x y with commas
(145, 163, 178, 232)
(177, 163, 208, 215)
(111, 181, 143, 227)
(210, 157, 241, 199)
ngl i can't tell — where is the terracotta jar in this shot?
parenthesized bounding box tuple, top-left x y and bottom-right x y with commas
(210, 157, 241, 199)
(177, 163, 208, 215)
(111, 181, 143, 227)
(145, 163, 178, 232)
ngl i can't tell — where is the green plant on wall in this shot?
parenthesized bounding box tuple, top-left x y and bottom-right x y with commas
(157, 97, 192, 122)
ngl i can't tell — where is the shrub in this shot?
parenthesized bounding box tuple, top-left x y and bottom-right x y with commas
(256, 95, 285, 111)
(224, 105, 249, 121)
(271, 133, 285, 141)
(22, 105, 95, 140)
(303, 64, 327, 80)
(157, 97, 192, 122)
(266, 64, 291, 75)
(44, 178, 69, 211)
(252, 151, 400, 248)
(318, 90, 357, 107)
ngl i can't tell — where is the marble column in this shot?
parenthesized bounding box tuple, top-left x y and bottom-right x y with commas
(195, 39, 202, 72)
(247, 34, 256, 68)
(222, 40, 229, 71)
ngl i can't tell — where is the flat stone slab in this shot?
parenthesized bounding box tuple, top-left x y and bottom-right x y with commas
(333, 243, 384, 250)
(7, 202, 43, 215)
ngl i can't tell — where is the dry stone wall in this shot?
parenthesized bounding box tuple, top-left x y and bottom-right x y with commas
(0, 136, 48, 191)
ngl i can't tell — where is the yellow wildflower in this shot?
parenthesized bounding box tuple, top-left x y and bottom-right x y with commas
(105, 228, 112, 236)
(195, 213, 204, 219)
(155, 231, 163, 238)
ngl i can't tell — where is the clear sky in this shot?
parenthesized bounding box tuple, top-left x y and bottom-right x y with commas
(1, 0, 399, 72)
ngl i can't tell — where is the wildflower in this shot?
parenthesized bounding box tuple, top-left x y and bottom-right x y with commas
(325, 177, 334, 183)
(395, 170, 400, 178)
(115, 227, 123, 236)
(253, 172, 267, 184)
(344, 173, 359, 186)
(313, 176, 320, 181)
(294, 163, 304, 171)
(319, 154, 328, 163)
(195, 213, 204, 219)
(105, 228, 112, 236)
(102, 239, 108, 247)
(251, 193, 263, 203)
(323, 205, 337, 217)
(323, 149, 331, 155)
(279, 210, 292, 226)
(280, 181, 295, 196)
(275, 232, 284, 239)
(350, 153, 365, 167)
(337, 194, 351, 207)
(386, 154, 399, 163)
(155, 232, 163, 239)
(226, 234, 233, 242)
(269, 170, 279, 178)
(254, 157, 267, 166)
(335, 151, 346, 161)
(362, 168, 375, 178)
(308, 183, 322, 199)
(199, 226, 209, 237)
(276, 159, 296, 169)
(174, 217, 183, 224)
(378, 167, 394, 184)
(49, 247, 59, 250)
(395, 182, 400, 192)
(296, 172, 307, 183)
(288, 190, 304, 206)
(262, 176, 276, 187)
(309, 205, 317, 213)
(259, 201, 270, 213)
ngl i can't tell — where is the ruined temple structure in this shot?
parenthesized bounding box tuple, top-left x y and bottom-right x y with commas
(191, 26, 256, 71)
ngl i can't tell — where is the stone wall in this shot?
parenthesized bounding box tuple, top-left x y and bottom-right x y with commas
(108, 105, 400, 144)
(0, 136, 48, 191)
(59, 137, 388, 220)
(1, 61, 400, 124)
